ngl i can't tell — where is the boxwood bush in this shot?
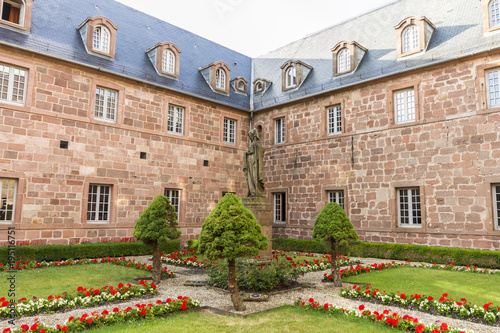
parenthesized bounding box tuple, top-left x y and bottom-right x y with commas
(0, 239, 180, 263)
(272, 238, 500, 269)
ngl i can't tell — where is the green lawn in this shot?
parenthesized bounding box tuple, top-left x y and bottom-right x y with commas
(343, 266, 500, 306)
(89, 306, 394, 333)
(0, 264, 151, 299)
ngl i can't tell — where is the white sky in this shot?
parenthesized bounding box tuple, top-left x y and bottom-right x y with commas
(116, 0, 395, 57)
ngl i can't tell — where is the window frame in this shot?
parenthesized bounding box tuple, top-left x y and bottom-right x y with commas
(94, 86, 118, 123)
(327, 104, 342, 135)
(86, 184, 112, 223)
(285, 66, 297, 89)
(0, 0, 32, 32)
(394, 87, 416, 124)
(492, 184, 500, 231)
(93, 25, 111, 54)
(337, 48, 351, 74)
(397, 187, 422, 228)
(0, 177, 17, 223)
(164, 188, 181, 220)
(402, 25, 419, 54)
(274, 117, 285, 144)
(273, 192, 287, 224)
(386, 80, 421, 127)
(327, 190, 345, 210)
(78, 16, 118, 59)
(486, 67, 500, 109)
(215, 68, 226, 90)
(222, 117, 237, 145)
(0, 62, 27, 106)
(162, 49, 175, 75)
(167, 104, 184, 135)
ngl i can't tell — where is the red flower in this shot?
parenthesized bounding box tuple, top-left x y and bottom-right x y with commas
(93, 289, 99, 295)
(140, 309, 147, 315)
(323, 303, 329, 310)
(86, 318, 92, 325)
(85, 291, 91, 297)
(440, 323, 448, 331)
(359, 305, 365, 311)
(151, 283, 157, 289)
(156, 300, 163, 304)
(428, 296, 434, 301)
(113, 307, 119, 312)
(432, 330, 440, 333)
(40, 330, 46, 333)
(181, 304, 187, 310)
(61, 327, 68, 332)
(1, 301, 9, 307)
(77, 286, 84, 292)
(484, 302, 493, 310)
(2, 329, 11, 333)
(118, 283, 124, 289)
(416, 324, 425, 333)
(399, 293, 406, 299)
(308, 298, 315, 303)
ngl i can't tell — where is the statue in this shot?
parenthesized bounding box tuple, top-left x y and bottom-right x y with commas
(244, 129, 265, 197)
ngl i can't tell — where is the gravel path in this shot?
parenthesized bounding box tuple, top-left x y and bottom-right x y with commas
(1, 256, 498, 332)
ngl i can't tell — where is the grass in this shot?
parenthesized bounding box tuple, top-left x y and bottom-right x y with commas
(0, 264, 151, 299)
(89, 306, 395, 333)
(343, 266, 500, 306)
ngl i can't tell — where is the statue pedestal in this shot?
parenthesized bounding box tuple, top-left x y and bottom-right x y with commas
(242, 196, 273, 257)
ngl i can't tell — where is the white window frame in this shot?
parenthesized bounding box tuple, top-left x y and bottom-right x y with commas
(223, 118, 236, 144)
(275, 117, 285, 144)
(94, 87, 117, 123)
(402, 25, 419, 54)
(164, 188, 181, 219)
(1, 0, 25, 26)
(337, 48, 351, 73)
(273, 192, 286, 223)
(87, 184, 111, 223)
(0, 178, 17, 223)
(327, 105, 342, 135)
(93, 25, 111, 54)
(286, 66, 297, 89)
(492, 184, 500, 230)
(162, 49, 175, 75)
(327, 190, 344, 210)
(215, 68, 226, 90)
(167, 105, 184, 135)
(397, 187, 422, 227)
(490, 0, 500, 28)
(0, 62, 27, 105)
(486, 68, 500, 108)
(394, 88, 415, 124)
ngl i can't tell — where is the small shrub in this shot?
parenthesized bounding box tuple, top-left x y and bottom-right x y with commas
(187, 239, 199, 251)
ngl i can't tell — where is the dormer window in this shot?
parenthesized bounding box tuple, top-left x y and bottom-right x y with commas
(253, 79, 272, 95)
(93, 26, 110, 53)
(394, 16, 435, 58)
(337, 48, 351, 73)
(481, 0, 500, 32)
(331, 41, 367, 76)
(146, 42, 181, 79)
(77, 16, 118, 59)
(402, 25, 419, 54)
(280, 60, 313, 92)
(231, 77, 248, 95)
(0, 0, 32, 32)
(198, 61, 230, 94)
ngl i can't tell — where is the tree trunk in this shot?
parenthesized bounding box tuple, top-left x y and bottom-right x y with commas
(152, 242, 161, 284)
(228, 259, 246, 311)
(330, 239, 342, 287)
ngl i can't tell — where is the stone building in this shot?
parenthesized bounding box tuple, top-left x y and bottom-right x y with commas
(0, 0, 499, 250)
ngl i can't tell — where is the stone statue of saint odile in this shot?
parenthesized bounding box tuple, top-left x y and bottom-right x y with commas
(244, 129, 265, 197)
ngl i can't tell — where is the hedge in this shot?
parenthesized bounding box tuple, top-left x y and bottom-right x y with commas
(272, 238, 500, 269)
(0, 239, 180, 263)
(187, 239, 199, 251)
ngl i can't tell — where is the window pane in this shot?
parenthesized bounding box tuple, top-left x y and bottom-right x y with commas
(88, 184, 110, 222)
(168, 105, 184, 135)
(164, 189, 180, 217)
(488, 70, 500, 107)
(328, 105, 342, 134)
(395, 88, 415, 123)
(223, 118, 236, 144)
(491, 0, 500, 27)
(0, 178, 17, 222)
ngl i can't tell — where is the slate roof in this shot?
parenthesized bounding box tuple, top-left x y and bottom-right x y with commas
(0, 0, 498, 112)
(252, 0, 500, 110)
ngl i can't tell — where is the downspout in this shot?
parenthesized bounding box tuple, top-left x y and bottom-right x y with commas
(249, 59, 255, 130)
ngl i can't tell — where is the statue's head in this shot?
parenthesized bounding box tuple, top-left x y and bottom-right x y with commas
(249, 129, 260, 142)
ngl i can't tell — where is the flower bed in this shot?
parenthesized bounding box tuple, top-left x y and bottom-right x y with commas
(0, 257, 175, 277)
(0, 281, 157, 317)
(295, 297, 470, 333)
(323, 261, 408, 281)
(1, 296, 199, 333)
(340, 285, 500, 326)
(417, 262, 500, 275)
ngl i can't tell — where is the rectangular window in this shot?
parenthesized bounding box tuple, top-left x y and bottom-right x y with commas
(273, 192, 286, 223)
(327, 190, 344, 210)
(167, 105, 184, 135)
(0, 63, 27, 105)
(394, 88, 415, 124)
(87, 184, 111, 222)
(275, 117, 285, 144)
(493, 185, 500, 230)
(397, 187, 421, 227)
(94, 87, 117, 122)
(164, 188, 180, 218)
(0, 178, 17, 222)
(487, 69, 500, 108)
(327, 105, 342, 135)
(223, 118, 236, 144)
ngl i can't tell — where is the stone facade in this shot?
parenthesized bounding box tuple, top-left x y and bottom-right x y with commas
(254, 54, 500, 251)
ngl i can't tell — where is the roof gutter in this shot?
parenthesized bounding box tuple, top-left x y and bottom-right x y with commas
(0, 41, 251, 113)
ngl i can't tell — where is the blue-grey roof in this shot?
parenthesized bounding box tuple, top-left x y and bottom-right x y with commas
(253, 0, 500, 110)
(0, 0, 498, 112)
(0, 0, 252, 110)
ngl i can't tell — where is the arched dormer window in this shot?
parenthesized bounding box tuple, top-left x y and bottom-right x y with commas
(93, 25, 110, 53)
(337, 48, 351, 73)
(402, 25, 419, 54)
(490, 0, 500, 28)
(162, 49, 175, 75)
(0, 0, 33, 32)
(77, 16, 118, 59)
(285, 67, 297, 89)
(216, 68, 226, 90)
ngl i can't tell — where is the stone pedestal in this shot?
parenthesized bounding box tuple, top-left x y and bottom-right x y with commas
(242, 196, 273, 257)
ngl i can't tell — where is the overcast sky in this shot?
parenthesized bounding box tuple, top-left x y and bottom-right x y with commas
(116, 0, 395, 57)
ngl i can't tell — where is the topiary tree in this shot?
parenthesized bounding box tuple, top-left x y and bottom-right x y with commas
(198, 193, 268, 311)
(312, 202, 358, 287)
(133, 195, 181, 284)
